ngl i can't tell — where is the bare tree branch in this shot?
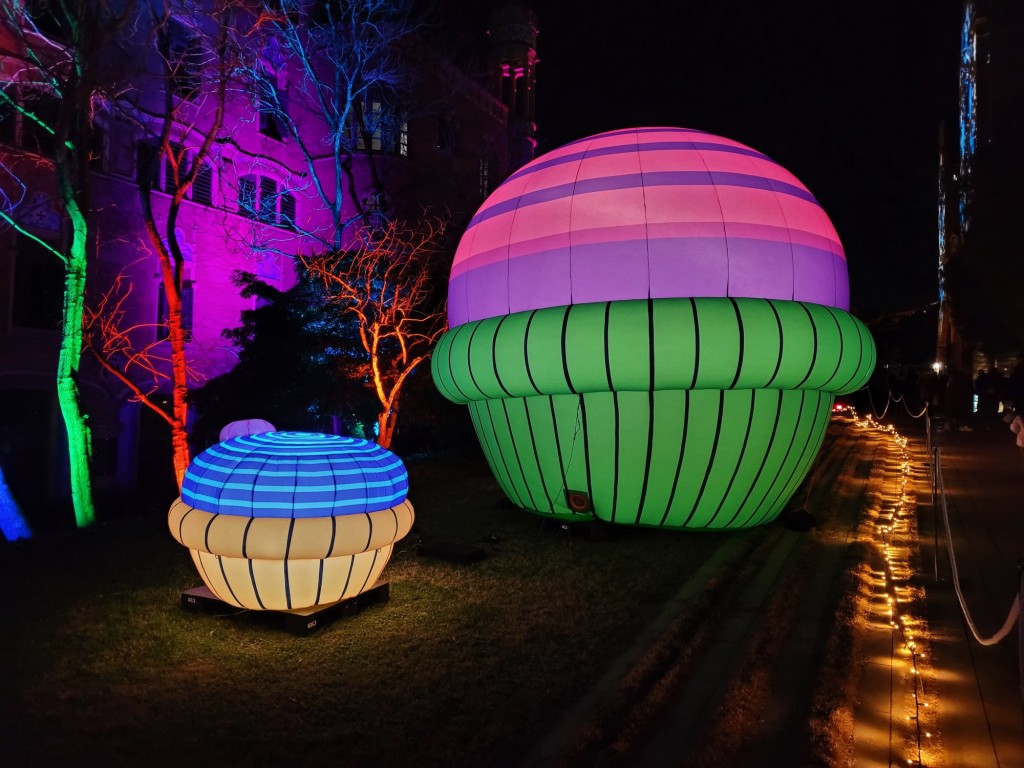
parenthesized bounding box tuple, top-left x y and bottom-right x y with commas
(299, 214, 447, 447)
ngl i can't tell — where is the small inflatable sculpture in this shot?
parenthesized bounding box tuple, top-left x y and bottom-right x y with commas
(218, 418, 276, 441)
(432, 127, 875, 530)
(169, 432, 413, 611)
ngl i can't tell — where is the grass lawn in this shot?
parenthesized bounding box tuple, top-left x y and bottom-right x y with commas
(0, 452, 763, 767)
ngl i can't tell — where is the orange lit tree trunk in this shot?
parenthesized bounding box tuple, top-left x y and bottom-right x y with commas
(83, 270, 206, 490)
(301, 218, 447, 450)
(116, 7, 231, 488)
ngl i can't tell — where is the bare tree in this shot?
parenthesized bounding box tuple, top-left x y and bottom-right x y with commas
(83, 268, 206, 421)
(240, 0, 419, 250)
(105, 0, 237, 487)
(300, 216, 447, 448)
(0, 0, 136, 527)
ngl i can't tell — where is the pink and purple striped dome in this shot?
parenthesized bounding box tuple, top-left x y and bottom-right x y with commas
(448, 127, 848, 327)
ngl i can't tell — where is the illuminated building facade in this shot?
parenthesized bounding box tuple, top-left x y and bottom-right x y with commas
(938, 0, 1024, 368)
(0, 2, 537, 528)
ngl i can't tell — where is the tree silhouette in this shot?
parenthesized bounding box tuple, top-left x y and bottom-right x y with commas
(96, 1, 236, 487)
(238, 0, 420, 250)
(0, 0, 137, 526)
(190, 269, 375, 446)
(301, 216, 447, 448)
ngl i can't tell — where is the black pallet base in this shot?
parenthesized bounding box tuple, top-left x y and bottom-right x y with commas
(180, 580, 390, 636)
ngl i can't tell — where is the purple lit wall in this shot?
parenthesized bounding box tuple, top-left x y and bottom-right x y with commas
(448, 127, 848, 327)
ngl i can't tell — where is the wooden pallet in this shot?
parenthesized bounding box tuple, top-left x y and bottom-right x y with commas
(179, 580, 390, 636)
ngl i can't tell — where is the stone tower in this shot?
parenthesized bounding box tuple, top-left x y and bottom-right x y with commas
(488, 4, 538, 171)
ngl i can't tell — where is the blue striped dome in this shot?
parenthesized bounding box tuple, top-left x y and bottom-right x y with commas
(181, 432, 409, 518)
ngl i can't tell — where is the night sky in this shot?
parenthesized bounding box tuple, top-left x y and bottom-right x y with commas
(444, 1, 962, 321)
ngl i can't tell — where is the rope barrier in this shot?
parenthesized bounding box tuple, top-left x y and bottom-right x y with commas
(870, 389, 929, 420)
(864, 387, 929, 423)
(896, 394, 929, 419)
(936, 461, 1022, 646)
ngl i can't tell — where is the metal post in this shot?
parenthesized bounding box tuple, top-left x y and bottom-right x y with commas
(1018, 559, 1023, 707)
(926, 409, 932, 466)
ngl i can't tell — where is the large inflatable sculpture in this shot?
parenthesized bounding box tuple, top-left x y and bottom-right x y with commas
(432, 127, 875, 530)
(169, 431, 413, 611)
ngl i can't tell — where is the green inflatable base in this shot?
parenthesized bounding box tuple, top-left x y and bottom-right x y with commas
(468, 387, 833, 530)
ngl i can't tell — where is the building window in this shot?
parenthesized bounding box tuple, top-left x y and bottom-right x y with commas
(137, 141, 212, 205)
(0, 86, 60, 156)
(258, 99, 282, 140)
(167, 19, 203, 99)
(157, 281, 194, 342)
(238, 175, 258, 218)
(398, 121, 408, 157)
(356, 99, 408, 157)
(238, 174, 294, 228)
(279, 192, 296, 230)
(136, 141, 159, 188)
(437, 117, 457, 154)
(89, 125, 105, 172)
(479, 158, 491, 199)
(257, 68, 287, 141)
(13, 233, 63, 330)
(163, 142, 185, 195)
(259, 176, 276, 223)
(181, 282, 194, 340)
(192, 163, 213, 207)
(19, 88, 60, 157)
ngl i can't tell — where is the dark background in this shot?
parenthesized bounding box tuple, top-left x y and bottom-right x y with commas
(439, 1, 962, 322)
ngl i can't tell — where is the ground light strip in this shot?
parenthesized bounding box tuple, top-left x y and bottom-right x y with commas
(854, 410, 938, 766)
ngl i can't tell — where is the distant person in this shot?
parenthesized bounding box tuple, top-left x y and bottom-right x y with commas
(1009, 409, 1024, 460)
(1008, 361, 1024, 406)
(974, 367, 1000, 430)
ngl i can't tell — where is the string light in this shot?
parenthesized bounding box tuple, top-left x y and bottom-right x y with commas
(847, 406, 937, 766)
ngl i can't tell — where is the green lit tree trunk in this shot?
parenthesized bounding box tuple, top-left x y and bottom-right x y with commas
(56, 192, 95, 527)
(1, 0, 137, 528)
